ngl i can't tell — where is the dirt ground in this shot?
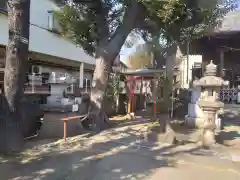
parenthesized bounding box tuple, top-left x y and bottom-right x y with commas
(0, 117, 239, 180)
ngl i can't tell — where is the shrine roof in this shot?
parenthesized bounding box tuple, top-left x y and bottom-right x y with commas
(211, 11, 240, 35)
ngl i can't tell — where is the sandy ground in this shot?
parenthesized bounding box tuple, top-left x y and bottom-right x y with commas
(0, 117, 239, 180)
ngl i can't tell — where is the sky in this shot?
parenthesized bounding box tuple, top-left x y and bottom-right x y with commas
(120, 35, 144, 63)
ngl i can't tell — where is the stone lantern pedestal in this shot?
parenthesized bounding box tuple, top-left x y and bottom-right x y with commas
(199, 102, 224, 147)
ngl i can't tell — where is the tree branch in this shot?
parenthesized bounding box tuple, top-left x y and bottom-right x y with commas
(137, 18, 159, 33)
(98, 0, 147, 62)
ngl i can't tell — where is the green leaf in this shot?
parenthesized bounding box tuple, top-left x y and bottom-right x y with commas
(54, 0, 236, 56)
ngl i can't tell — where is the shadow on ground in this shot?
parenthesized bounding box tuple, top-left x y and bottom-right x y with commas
(217, 112, 240, 146)
(0, 116, 238, 180)
(0, 136, 174, 180)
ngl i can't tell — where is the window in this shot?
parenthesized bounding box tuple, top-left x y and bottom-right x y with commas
(83, 79, 91, 88)
(47, 10, 61, 32)
(48, 11, 54, 30)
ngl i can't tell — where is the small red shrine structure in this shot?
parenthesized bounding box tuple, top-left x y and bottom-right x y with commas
(119, 68, 165, 117)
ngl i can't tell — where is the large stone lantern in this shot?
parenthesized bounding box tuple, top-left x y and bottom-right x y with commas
(193, 60, 228, 147)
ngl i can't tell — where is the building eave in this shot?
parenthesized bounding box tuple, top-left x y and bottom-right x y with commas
(208, 11, 240, 36)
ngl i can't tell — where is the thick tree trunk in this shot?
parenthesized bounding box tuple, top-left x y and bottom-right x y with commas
(0, 0, 30, 153)
(89, 41, 132, 131)
(86, 1, 146, 131)
(89, 57, 110, 131)
(158, 44, 185, 144)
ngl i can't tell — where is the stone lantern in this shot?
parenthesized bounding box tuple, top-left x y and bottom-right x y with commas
(193, 60, 228, 147)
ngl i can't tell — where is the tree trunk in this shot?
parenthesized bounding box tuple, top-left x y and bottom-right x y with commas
(158, 44, 184, 144)
(0, 0, 30, 153)
(87, 1, 146, 131)
(89, 38, 132, 131)
(89, 57, 110, 131)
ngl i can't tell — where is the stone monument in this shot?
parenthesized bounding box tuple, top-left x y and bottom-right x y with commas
(185, 86, 204, 128)
(189, 60, 228, 147)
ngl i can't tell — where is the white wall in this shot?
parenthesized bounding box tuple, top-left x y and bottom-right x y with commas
(0, 0, 95, 65)
(180, 55, 202, 89)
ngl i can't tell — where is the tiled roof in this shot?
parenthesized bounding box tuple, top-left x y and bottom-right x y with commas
(215, 11, 240, 33)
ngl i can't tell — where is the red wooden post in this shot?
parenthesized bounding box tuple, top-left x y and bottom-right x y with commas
(154, 77, 157, 115)
(64, 120, 67, 143)
(131, 77, 135, 112)
(127, 78, 131, 113)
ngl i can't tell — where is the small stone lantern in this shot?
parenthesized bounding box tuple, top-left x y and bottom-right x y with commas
(193, 60, 228, 147)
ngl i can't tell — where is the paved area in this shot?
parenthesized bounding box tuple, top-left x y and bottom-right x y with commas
(0, 118, 239, 180)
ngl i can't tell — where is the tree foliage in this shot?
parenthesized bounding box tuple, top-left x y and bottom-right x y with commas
(138, 0, 236, 43)
(54, 0, 141, 57)
(54, 0, 235, 56)
(54, 0, 236, 66)
(124, 0, 237, 67)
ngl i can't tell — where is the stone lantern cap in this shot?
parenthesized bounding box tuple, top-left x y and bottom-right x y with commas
(193, 76, 229, 87)
(193, 60, 229, 87)
(205, 60, 217, 76)
(199, 100, 224, 109)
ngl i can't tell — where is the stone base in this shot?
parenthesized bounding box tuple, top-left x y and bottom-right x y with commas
(199, 129, 216, 148)
(126, 113, 135, 120)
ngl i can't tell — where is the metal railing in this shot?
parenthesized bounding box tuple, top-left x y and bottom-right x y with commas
(218, 88, 237, 103)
